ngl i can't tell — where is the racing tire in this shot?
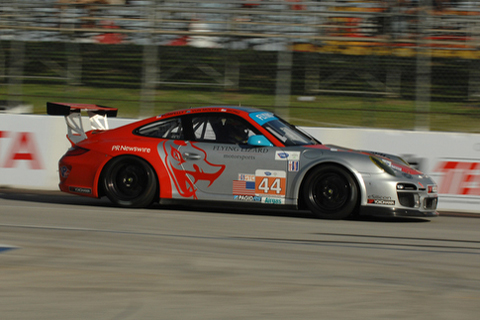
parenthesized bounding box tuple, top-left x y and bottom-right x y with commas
(102, 156, 157, 208)
(303, 165, 358, 220)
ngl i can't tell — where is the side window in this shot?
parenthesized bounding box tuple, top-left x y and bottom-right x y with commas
(135, 118, 184, 139)
(192, 116, 217, 141)
(192, 114, 259, 144)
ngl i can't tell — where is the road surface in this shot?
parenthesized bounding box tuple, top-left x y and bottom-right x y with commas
(1, 190, 479, 320)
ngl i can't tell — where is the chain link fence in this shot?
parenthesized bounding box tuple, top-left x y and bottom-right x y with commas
(1, 0, 480, 131)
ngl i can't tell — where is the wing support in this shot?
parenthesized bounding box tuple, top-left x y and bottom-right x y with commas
(47, 102, 118, 145)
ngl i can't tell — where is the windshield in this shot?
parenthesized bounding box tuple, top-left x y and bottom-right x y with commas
(249, 111, 320, 146)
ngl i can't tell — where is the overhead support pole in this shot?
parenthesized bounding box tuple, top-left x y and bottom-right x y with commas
(275, 41, 292, 120)
(415, 0, 432, 131)
(140, 1, 159, 118)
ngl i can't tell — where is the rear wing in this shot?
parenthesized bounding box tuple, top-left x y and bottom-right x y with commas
(47, 102, 118, 145)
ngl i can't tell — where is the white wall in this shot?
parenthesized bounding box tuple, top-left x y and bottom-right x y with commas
(1, 113, 479, 212)
(0, 114, 131, 190)
(0, 115, 69, 189)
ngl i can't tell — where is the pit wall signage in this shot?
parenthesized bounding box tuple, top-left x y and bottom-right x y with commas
(434, 160, 480, 196)
(2, 113, 480, 212)
(0, 131, 43, 170)
(0, 115, 59, 189)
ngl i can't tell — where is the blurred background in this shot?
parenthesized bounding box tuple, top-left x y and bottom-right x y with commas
(1, 0, 480, 132)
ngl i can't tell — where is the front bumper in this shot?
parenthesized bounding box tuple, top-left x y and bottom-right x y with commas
(360, 173, 439, 218)
(360, 205, 439, 218)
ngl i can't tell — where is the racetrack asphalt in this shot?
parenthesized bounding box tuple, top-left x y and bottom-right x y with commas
(1, 188, 480, 319)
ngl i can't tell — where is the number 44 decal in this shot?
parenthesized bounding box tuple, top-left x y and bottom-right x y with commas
(258, 178, 282, 194)
(255, 170, 286, 197)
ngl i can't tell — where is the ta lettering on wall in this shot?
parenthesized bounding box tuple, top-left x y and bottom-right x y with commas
(0, 131, 44, 169)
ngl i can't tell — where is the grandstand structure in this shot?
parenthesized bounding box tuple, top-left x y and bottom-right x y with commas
(2, 1, 479, 54)
(1, 0, 480, 130)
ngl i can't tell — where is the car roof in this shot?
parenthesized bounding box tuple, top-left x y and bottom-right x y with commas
(157, 106, 269, 119)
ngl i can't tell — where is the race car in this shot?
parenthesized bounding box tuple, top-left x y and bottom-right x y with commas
(47, 102, 438, 219)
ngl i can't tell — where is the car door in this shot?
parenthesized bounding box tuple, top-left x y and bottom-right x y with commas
(182, 113, 288, 204)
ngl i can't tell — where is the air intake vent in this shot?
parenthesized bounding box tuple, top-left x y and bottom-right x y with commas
(397, 183, 417, 191)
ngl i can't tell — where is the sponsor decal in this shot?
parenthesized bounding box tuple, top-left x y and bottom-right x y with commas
(275, 151, 300, 161)
(368, 195, 392, 200)
(224, 154, 255, 161)
(214, 146, 241, 152)
(255, 169, 286, 197)
(159, 110, 185, 118)
(380, 158, 420, 175)
(368, 199, 395, 205)
(288, 160, 299, 172)
(213, 145, 268, 153)
(112, 145, 151, 153)
(249, 111, 277, 126)
(234, 195, 262, 202)
(69, 187, 92, 194)
(160, 107, 230, 118)
(381, 159, 405, 172)
(60, 166, 70, 178)
(233, 180, 256, 196)
(262, 197, 285, 204)
(434, 160, 480, 196)
(238, 173, 255, 182)
(276, 152, 289, 159)
(0, 131, 43, 169)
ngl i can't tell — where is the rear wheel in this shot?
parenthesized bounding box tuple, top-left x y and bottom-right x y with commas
(303, 165, 358, 220)
(102, 156, 157, 208)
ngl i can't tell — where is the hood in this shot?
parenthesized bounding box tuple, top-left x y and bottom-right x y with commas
(308, 144, 423, 176)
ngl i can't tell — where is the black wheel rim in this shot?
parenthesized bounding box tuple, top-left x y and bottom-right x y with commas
(311, 172, 350, 212)
(109, 162, 148, 200)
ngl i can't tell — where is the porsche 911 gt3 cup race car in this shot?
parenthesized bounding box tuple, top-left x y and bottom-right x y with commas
(47, 102, 438, 219)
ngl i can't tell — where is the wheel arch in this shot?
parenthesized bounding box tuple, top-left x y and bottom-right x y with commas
(97, 154, 160, 202)
(296, 161, 366, 212)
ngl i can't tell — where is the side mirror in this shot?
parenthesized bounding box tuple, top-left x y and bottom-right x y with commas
(247, 135, 273, 147)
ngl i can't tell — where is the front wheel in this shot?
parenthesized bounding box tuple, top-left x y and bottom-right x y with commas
(303, 165, 358, 220)
(102, 156, 157, 208)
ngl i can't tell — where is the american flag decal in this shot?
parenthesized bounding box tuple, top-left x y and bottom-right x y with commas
(288, 160, 299, 172)
(233, 180, 255, 195)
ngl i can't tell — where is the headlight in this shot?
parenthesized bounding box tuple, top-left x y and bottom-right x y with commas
(370, 156, 396, 176)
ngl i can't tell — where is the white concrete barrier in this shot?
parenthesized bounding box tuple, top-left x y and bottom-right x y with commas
(0, 115, 68, 190)
(1, 113, 479, 212)
(0, 114, 131, 190)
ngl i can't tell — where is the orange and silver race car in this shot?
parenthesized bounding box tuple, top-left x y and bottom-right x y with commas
(48, 102, 438, 220)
